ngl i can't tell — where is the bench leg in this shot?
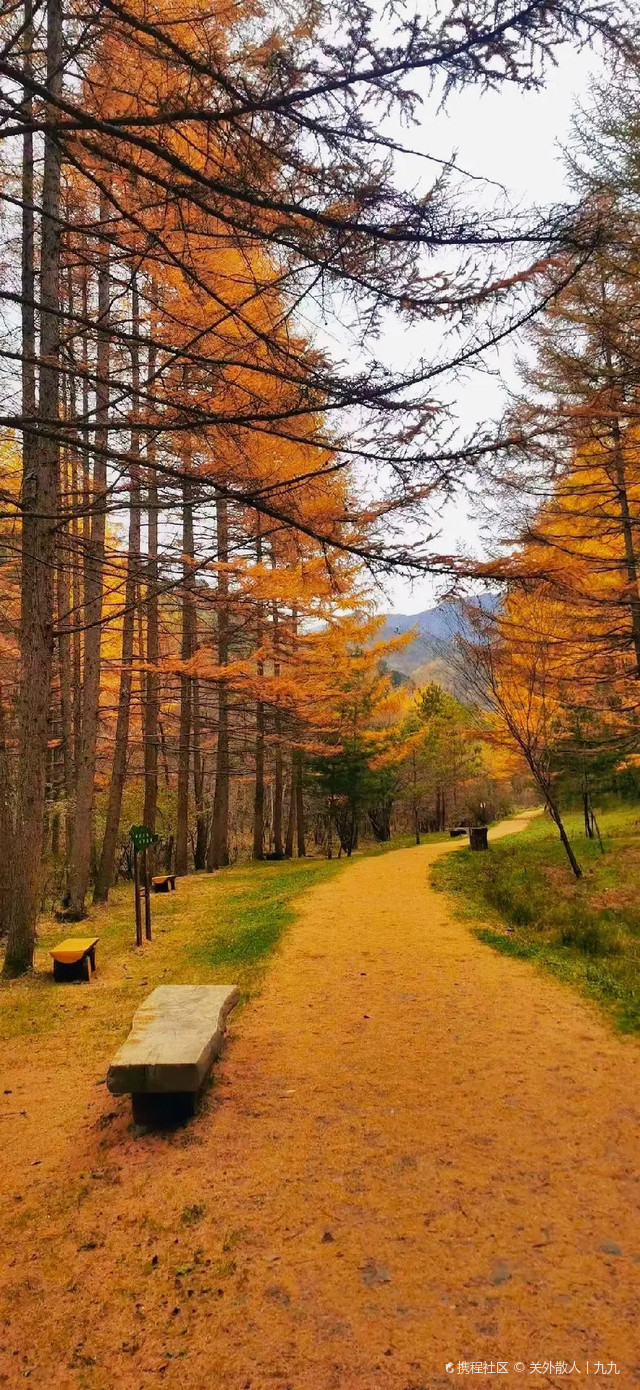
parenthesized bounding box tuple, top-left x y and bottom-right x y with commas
(131, 1091, 197, 1128)
(53, 956, 91, 983)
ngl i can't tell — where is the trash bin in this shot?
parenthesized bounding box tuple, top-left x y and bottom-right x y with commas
(469, 826, 489, 851)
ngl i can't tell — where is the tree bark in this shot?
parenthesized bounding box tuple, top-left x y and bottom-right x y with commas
(412, 749, 420, 844)
(192, 673, 207, 869)
(546, 792, 583, 879)
(271, 573, 283, 857)
(295, 750, 306, 857)
(70, 258, 89, 794)
(273, 732, 284, 857)
(143, 329, 159, 831)
(208, 496, 230, 869)
(521, 743, 582, 879)
(93, 277, 141, 901)
(253, 698, 265, 859)
(175, 477, 194, 876)
(66, 187, 110, 918)
(0, 689, 13, 934)
(3, 0, 62, 974)
(583, 787, 595, 839)
(600, 309, 640, 677)
(285, 755, 296, 858)
(59, 265, 80, 865)
(610, 426, 640, 678)
(56, 498, 74, 860)
(252, 526, 264, 860)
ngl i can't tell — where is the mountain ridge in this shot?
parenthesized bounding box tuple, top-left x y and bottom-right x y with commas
(379, 597, 496, 677)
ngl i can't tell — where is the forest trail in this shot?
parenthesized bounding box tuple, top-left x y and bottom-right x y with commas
(1, 815, 639, 1389)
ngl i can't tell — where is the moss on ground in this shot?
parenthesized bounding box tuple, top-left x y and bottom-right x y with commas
(432, 805, 640, 1034)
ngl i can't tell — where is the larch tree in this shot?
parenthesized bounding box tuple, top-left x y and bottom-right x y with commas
(0, 0, 635, 969)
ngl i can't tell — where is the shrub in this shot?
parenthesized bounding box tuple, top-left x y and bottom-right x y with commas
(558, 917, 623, 957)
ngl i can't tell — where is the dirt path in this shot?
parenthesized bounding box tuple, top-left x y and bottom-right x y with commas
(1, 817, 639, 1389)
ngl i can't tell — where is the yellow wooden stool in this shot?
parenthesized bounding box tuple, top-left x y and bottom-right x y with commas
(50, 937, 99, 983)
(152, 874, 176, 893)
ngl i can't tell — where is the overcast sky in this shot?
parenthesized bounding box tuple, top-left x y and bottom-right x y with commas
(376, 42, 603, 616)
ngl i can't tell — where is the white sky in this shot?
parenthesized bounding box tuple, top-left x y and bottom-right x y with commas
(377, 43, 603, 615)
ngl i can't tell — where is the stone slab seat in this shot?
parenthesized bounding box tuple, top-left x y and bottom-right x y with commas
(107, 984, 240, 1125)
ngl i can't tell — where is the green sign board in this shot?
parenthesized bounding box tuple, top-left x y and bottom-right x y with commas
(130, 824, 160, 852)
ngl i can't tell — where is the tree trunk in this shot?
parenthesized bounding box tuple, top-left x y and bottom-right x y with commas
(273, 735, 283, 857)
(611, 437, 640, 678)
(208, 496, 230, 869)
(602, 326, 640, 677)
(583, 785, 594, 839)
(59, 274, 78, 865)
(0, 689, 13, 934)
(71, 298, 85, 801)
(285, 756, 296, 858)
(93, 278, 141, 901)
(252, 526, 264, 860)
(175, 477, 194, 876)
(326, 802, 333, 860)
(143, 330, 159, 831)
(412, 750, 420, 844)
(271, 581, 283, 857)
(3, 0, 62, 975)
(66, 187, 110, 918)
(295, 750, 306, 857)
(284, 607, 299, 861)
(192, 675, 207, 869)
(253, 698, 265, 860)
(56, 522, 74, 860)
(526, 753, 582, 879)
(547, 794, 583, 879)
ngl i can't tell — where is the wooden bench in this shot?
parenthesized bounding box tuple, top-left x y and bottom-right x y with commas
(50, 937, 99, 983)
(107, 984, 239, 1124)
(152, 874, 176, 893)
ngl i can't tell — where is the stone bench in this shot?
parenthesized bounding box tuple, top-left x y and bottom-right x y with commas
(107, 984, 239, 1124)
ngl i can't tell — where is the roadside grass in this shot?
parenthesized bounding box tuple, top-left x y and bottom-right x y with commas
(0, 829, 456, 1049)
(431, 804, 640, 1034)
(0, 856, 345, 1046)
(354, 829, 450, 857)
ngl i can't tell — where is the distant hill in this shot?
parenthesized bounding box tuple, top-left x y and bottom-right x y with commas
(379, 597, 496, 678)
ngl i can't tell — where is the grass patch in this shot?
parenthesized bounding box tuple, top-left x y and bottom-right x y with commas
(0, 830, 454, 1049)
(354, 830, 451, 857)
(431, 805, 640, 1034)
(187, 858, 342, 975)
(0, 855, 345, 1046)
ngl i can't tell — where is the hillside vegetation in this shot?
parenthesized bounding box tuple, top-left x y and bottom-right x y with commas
(432, 807, 640, 1033)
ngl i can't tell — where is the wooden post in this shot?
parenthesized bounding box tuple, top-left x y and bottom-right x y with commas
(133, 846, 143, 946)
(143, 845, 152, 941)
